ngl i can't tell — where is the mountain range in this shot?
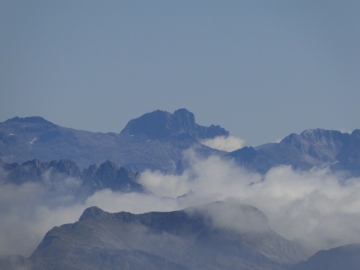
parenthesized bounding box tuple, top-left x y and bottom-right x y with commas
(0, 109, 227, 173)
(1, 109, 359, 176)
(0, 158, 142, 200)
(1, 108, 360, 269)
(0, 202, 308, 270)
(1, 202, 359, 270)
(228, 129, 360, 176)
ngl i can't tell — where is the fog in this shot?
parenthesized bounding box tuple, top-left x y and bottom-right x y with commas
(1, 150, 360, 256)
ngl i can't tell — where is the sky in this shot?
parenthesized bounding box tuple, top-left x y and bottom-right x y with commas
(1, 0, 359, 146)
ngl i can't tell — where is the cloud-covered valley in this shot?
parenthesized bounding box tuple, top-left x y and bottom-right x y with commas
(1, 150, 360, 257)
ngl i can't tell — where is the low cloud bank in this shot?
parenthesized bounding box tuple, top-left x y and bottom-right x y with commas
(201, 135, 246, 152)
(139, 151, 360, 253)
(1, 150, 360, 256)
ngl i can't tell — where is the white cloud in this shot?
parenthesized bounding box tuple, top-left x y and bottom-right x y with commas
(137, 151, 360, 254)
(2, 150, 360, 257)
(201, 135, 245, 152)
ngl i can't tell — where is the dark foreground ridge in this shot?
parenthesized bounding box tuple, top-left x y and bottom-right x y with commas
(0, 202, 308, 270)
(2, 201, 359, 270)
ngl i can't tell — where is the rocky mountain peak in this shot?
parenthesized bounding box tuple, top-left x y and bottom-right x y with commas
(95, 161, 118, 179)
(120, 108, 228, 140)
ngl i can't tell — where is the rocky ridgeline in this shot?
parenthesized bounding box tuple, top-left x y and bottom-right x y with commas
(0, 109, 228, 172)
(0, 158, 143, 197)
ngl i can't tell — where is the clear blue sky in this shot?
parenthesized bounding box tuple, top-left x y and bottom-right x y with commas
(1, 0, 359, 145)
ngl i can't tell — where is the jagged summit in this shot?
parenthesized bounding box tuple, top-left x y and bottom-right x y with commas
(0, 158, 142, 194)
(120, 108, 229, 140)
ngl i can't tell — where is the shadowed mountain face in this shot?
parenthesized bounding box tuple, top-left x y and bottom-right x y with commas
(0, 159, 143, 198)
(2, 202, 307, 270)
(228, 129, 360, 176)
(0, 109, 228, 172)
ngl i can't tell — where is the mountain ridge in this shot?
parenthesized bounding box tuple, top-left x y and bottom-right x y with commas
(228, 128, 360, 176)
(0, 109, 227, 172)
(2, 202, 307, 270)
(0, 158, 143, 198)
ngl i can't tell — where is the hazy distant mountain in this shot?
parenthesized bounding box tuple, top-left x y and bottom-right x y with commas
(0, 158, 143, 198)
(228, 129, 360, 176)
(1, 109, 359, 176)
(1, 202, 307, 270)
(0, 109, 227, 172)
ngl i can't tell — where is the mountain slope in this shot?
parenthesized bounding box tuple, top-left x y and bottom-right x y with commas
(5, 202, 307, 270)
(288, 244, 360, 270)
